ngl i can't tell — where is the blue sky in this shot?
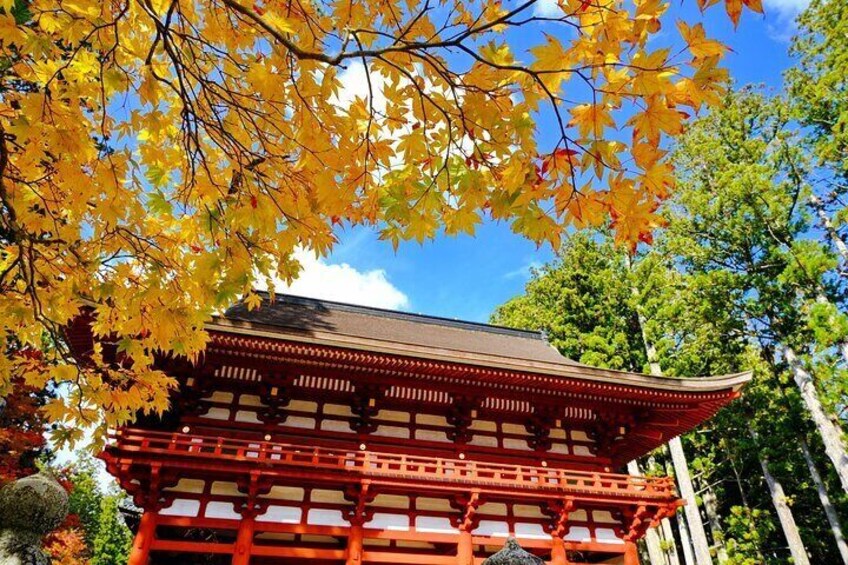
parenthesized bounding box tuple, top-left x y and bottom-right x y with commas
(279, 0, 809, 323)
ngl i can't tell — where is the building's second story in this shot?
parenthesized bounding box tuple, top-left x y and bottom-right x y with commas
(68, 293, 749, 474)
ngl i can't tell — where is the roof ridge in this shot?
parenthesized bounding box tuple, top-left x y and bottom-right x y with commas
(252, 291, 547, 340)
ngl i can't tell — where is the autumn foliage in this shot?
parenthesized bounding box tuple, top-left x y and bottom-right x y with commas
(0, 377, 48, 483)
(44, 528, 89, 565)
(0, 0, 761, 444)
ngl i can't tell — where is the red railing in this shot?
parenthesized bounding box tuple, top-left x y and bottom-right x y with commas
(108, 428, 677, 502)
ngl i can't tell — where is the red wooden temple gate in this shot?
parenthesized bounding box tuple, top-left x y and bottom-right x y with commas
(68, 294, 750, 564)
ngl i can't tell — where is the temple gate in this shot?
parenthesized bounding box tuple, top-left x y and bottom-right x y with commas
(67, 294, 750, 564)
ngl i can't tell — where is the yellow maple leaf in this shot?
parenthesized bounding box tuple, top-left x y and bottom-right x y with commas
(630, 49, 675, 96)
(637, 161, 676, 198)
(0, 13, 26, 45)
(566, 187, 608, 228)
(529, 35, 570, 92)
(569, 103, 616, 138)
(631, 142, 666, 169)
(627, 95, 688, 143)
(635, 0, 669, 33)
(605, 176, 667, 250)
(244, 292, 263, 311)
(725, 0, 763, 26)
(677, 21, 726, 60)
(264, 11, 296, 34)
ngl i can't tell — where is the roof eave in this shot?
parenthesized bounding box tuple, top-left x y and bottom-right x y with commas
(206, 317, 754, 395)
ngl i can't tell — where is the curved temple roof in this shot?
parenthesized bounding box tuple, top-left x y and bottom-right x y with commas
(213, 292, 752, 394)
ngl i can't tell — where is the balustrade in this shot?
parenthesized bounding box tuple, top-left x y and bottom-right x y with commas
(109, 429, 676, 502)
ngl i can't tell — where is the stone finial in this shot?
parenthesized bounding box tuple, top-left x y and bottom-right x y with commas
(482, 537, 546, 565)
(0, 472, 69, 565)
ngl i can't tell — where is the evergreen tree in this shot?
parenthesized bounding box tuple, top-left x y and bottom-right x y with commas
(665, 86, 847, 563)
(788, 0, 848, 181)
(65, 454, 104, 549)
(491, 88, 848, 564)
(91, 495, 132, 565)
(491, 233, 646, 372)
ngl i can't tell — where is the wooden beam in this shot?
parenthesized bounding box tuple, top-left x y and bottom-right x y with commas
(127, 510, 157, 565)
(150, 539, 234, 554)
(346, 523, 364, 565)
(624, 541, 640, 565)
(232, 515, 255, 565)
(550, 536, 568, 565)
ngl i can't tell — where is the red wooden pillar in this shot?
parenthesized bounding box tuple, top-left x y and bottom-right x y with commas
(457, 529, 474, 565)
(550, 535, 568, 565)
(345, 482, 373, 565)
(346, 523, 365, 565)
(624, 541, 640, 565)
(232, 514, 256, 565)
(454, 491, 480, 565)
(127, 509, 157, 565)
(546, 498, 574, 565)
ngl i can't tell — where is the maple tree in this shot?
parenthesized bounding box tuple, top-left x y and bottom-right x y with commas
(45, 528, 89, 565)
(0, 0, 761, 444)
(0, 376, 49, 483)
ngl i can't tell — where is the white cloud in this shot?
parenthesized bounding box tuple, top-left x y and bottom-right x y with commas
(334, 61, 388, 112)
(504, 260, 543, 280)
(762, 0, 809, 43)
(534, 0, 564, 17)
(261, 249, 410, 310)
(764, 0, 809, 17)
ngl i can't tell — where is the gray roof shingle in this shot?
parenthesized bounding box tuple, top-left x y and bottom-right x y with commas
(222, 293, 579, 368)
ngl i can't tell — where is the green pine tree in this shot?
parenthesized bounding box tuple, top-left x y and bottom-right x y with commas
(66, 453, 104, 549)
(491, 232, 646, 372)
(91, 495, 133, 565)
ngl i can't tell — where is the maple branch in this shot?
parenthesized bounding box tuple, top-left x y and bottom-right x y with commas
(218, 0, 539, 65)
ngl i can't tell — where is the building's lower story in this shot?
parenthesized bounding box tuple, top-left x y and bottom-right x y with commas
(106, 429, 678, 565)
(139, 517, 635, 564)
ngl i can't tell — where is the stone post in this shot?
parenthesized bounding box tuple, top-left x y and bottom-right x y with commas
(0, 472, 69, 565)
(482, 537, 545, 565)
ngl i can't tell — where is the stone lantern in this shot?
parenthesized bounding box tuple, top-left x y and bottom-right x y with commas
(482, 537, 546, 565)
(0, 472, 69, 565)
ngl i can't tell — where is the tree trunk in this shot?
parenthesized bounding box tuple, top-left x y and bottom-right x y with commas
(668, 437, 714, 565)
(702, 486, 728, 563)
(675, 487, 696, 565)
(650, 454, 683, 565)
(633, 296, 714, 565)
(629, 460, 668, 565)
(748, 426, 811, 565)
(783, 346, 848, 492)
(799, 437, 848, 564)
(660, 514, 683, 565)
(810, 194, 848, 264)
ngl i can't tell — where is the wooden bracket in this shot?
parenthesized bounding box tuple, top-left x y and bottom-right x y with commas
(351, 384, 387, 434)
(257, 371, 295, 424)
(543, 498, 575, 538)
(344, 482, 377, 526)
(450, 491, 483, 532)
(447, 395, 482, 445)
(526, 405, 559, 452)
(236, 471, 272, 519)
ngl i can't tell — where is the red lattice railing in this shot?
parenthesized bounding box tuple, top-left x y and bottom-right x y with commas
(108, 428, 677, 502)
